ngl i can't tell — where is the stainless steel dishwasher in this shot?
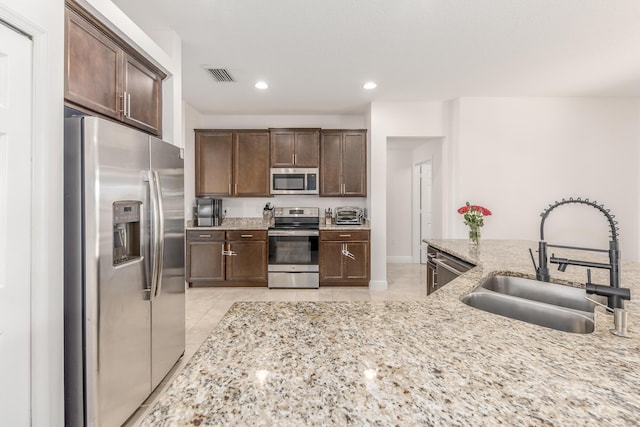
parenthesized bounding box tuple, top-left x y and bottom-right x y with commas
(432, 253, 474, 289)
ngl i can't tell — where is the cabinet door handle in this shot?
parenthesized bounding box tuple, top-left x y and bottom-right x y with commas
(222, 242, 237, 256)
(341, 243, 355, 260)
(235, 183, 238, 194)
(199, 234, 212, 238)
(119, 92, 126, 114)
(127, 93, 131, 118)
(228, 183, 231, 194)
(241, 234, 253, 238)
(292, 153, 295, 164)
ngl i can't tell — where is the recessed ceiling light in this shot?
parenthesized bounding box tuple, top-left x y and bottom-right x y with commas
(363, 82, 377, 90)
(255, 81, 269, 89)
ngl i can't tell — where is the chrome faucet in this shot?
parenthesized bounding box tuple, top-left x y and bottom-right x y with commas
(529, 197, 631, 310)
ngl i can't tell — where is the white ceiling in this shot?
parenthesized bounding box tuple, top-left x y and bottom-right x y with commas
(111, 0, 640, 115)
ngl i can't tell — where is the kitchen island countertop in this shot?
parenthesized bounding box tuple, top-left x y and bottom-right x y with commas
(141, 239, 640, 426)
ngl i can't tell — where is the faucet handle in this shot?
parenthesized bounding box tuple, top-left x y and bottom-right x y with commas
(528, 248, 538, 271)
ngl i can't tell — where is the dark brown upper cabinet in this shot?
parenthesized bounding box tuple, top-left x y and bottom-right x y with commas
(195, 131, 233, 196)
(195, 130, 270, 197)
(64, 2, 164, 136)
(320, 130, 367, 197)
(270, 128, 320, 167)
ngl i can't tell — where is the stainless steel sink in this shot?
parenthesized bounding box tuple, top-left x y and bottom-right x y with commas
(461, 275, 605, 333)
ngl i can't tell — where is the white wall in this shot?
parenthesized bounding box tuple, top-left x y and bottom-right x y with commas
(183, 102, 203, 222)
(147, 30, 183, 146)
(450, 97, 640, 261)
(0, 0, 64, 425)
(369, 102, 446, 289)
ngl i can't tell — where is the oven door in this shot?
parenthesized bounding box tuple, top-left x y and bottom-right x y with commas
(268, 229, 319, 288)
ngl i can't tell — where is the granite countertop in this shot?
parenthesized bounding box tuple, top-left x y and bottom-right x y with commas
(187, 218, 371, 231)
(319, 220, 371, 230)
(186, 217, 271, 231)
(141, 240, 639, 426)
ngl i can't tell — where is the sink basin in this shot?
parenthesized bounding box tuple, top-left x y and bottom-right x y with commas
(461, 275, 605, 334)
(479, 275, 599, 312)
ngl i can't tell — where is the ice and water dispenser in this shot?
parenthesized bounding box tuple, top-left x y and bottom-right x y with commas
(113, 201, 142, 266)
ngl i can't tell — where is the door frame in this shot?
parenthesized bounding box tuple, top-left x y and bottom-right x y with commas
(0, 4, 63, 426)
(412, 160, 433, 264)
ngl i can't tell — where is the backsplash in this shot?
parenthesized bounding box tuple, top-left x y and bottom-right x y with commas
(208, 196, 367, 219)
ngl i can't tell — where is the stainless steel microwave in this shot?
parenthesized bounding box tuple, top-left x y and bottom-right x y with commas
(270, 168, 319, 195)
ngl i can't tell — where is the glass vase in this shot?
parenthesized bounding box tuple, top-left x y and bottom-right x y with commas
(469, 228, 481, 245)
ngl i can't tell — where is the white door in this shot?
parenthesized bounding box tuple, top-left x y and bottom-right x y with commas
(0, 21, 33, 426)
(412, 161, 432, 263)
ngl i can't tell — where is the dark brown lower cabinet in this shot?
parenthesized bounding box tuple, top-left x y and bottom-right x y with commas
(226, 231, 268, 283)
(319, 230, 370, 286)
(186, 230, 267, 287)
(186, 231, 225, 283)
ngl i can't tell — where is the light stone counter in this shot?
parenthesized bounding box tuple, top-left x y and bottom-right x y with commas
(319, 220, 370, 230)
(188, 218, 371, 231)
(141, 240, 640, 426)
(186, 217, 271, 231)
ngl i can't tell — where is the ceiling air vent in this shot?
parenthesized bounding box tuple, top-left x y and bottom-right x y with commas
(205, 68, 235, 82)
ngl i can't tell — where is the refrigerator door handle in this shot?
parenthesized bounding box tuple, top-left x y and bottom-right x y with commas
(148, 170, 161, 301)
(142, 171, 153, 300)
(153, 170, 166, 297)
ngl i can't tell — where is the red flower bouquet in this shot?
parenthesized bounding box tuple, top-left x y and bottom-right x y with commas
(458, 202, 492, 244)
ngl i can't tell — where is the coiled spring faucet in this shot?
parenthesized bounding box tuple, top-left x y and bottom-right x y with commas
(530, 197, 631, 310)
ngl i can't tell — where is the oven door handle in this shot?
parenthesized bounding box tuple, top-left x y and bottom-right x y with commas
(268, 230, 319, 237)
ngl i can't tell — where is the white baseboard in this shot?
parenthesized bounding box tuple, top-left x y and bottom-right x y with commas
(386, 256, 413, 264)
(368, 280, 388, 291)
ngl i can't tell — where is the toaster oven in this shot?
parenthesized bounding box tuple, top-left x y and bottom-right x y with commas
(335, 207, 365, 225)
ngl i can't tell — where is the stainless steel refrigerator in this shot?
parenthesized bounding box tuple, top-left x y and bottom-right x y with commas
(64, 115, 185, 427)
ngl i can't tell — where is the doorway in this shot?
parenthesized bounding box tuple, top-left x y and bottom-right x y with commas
(386, 137, 442, 264)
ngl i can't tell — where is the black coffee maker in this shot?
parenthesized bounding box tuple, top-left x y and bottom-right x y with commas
(196, 198, 223, 226)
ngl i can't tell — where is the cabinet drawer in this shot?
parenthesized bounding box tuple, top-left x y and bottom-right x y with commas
(320, 230, 369, 241)
(186, 230, 225, 241)
(226, 230, 267, 241)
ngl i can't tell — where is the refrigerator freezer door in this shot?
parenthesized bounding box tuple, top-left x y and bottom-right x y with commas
(84, 117, 152, 427)
(149, 137, 185, 389)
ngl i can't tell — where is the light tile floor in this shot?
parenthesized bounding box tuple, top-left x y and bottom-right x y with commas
(126, 263, 427, 426)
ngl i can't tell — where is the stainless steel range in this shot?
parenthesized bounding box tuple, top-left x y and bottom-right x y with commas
(268, 207, 319, 288)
